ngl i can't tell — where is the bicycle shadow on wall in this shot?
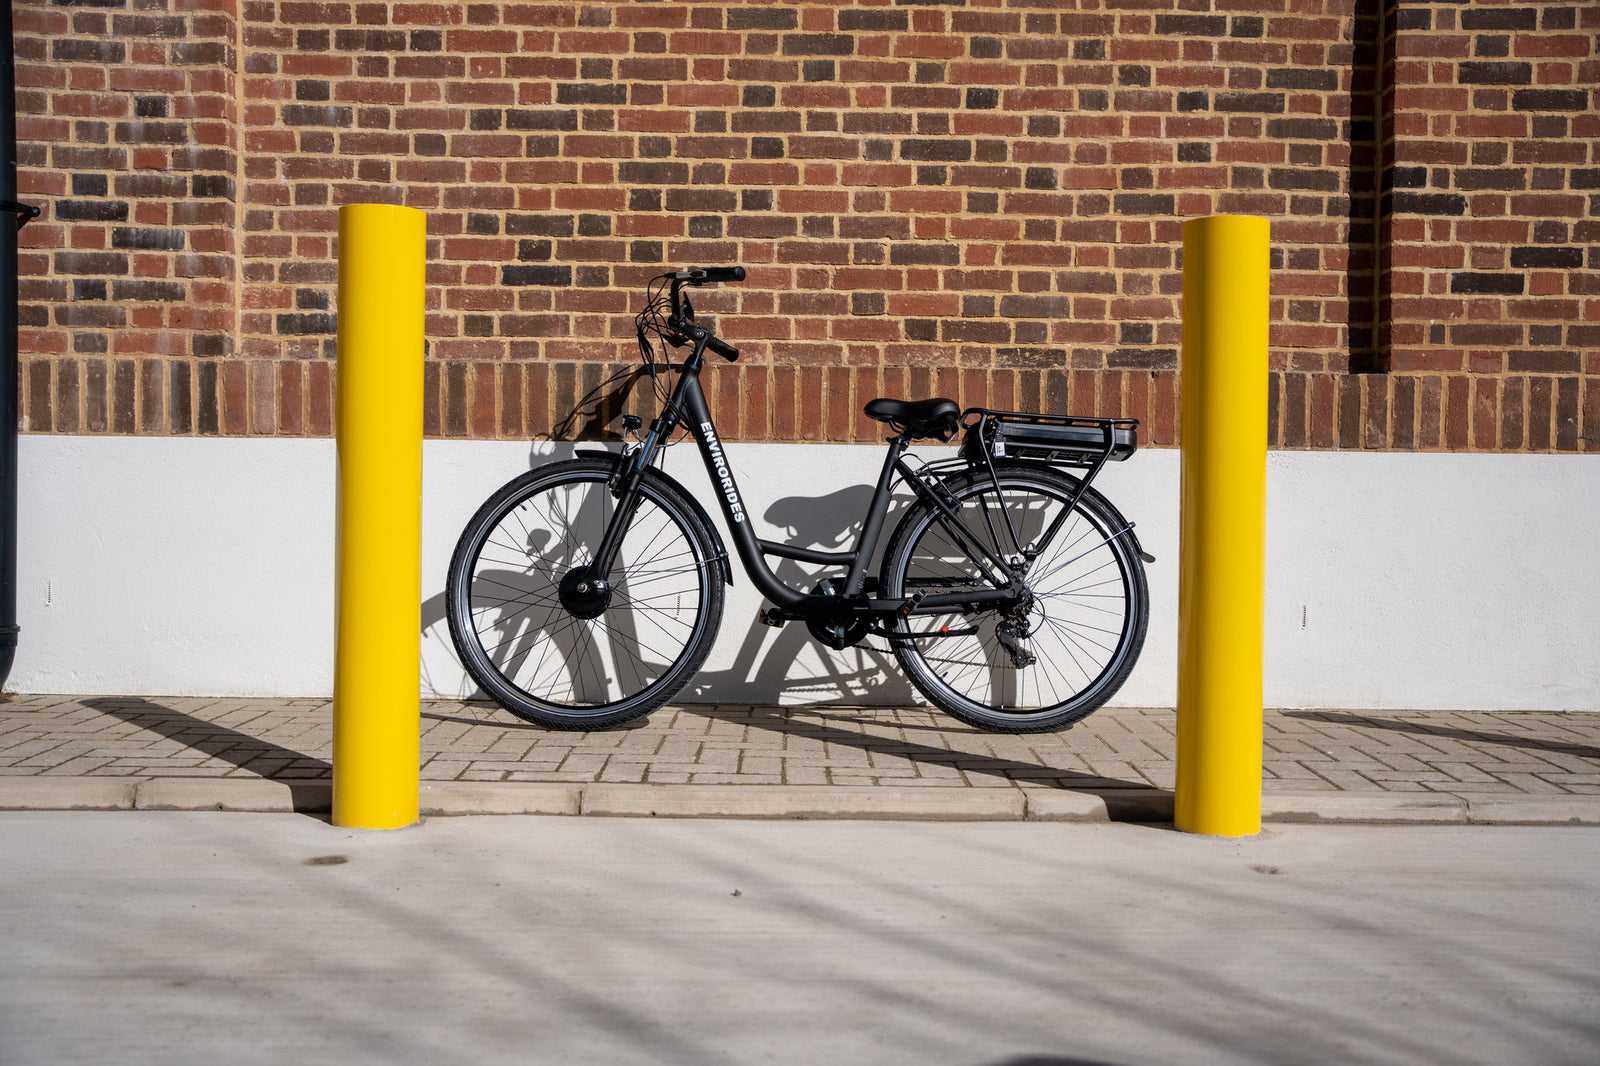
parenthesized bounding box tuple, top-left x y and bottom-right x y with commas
(420, 366, 656, 700)
(682, 483, 919, 707)
(550, 365, 648, 442)
(418, 483, 922, 709)
(418, 369, 919, 709)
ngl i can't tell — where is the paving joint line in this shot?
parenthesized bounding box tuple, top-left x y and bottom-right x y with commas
(2, 776, 1599, 826)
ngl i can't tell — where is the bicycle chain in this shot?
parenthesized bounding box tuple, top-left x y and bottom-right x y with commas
(857, 640, 989, 670)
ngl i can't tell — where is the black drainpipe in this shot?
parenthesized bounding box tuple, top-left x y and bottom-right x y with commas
(0, 4, 37, 689)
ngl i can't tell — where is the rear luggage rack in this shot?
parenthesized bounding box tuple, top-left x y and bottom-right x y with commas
(960, 408, 1139, 469)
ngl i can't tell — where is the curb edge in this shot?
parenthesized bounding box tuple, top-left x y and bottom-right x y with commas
(1, 780, 1596, 826)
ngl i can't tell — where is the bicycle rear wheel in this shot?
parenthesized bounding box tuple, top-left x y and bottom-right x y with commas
(880, 463, 1148, 733)
(445, 458, 724, 729)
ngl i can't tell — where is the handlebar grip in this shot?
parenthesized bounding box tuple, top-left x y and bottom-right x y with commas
(694, 266, 745, 284)
(707, 335, 740, 361)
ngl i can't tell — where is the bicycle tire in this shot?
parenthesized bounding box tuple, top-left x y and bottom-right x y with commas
(880, 462, 1148, 733)
(445, 458, 724, 729)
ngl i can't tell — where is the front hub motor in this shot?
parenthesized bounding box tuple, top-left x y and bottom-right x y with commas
(558, 568, 613, 619)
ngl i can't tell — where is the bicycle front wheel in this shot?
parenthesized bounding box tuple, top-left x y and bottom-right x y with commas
(445, 458, 724, 729)
(881, 463, 1148, 733)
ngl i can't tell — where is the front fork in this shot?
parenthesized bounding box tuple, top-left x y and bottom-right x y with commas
(589, 321, 716, 581)
(556, 428, 660, 617)
(589, 431, 655, 578)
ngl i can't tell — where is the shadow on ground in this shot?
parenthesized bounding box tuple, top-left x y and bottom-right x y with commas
(982, 1058, 1131, 1066)
(425, 701, 1162, 798)
(1282, 710, 1600, 761)
(82, 697, 333, 814)
(75, 695, 1160, 801)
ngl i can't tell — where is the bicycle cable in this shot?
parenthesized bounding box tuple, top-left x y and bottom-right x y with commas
(633, 271, 693, 453)
(633, 272, 674, 407)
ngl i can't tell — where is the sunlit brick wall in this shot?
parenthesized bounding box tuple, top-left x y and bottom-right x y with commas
(16, 0, 239, 434)
(12, 0, 1597, 451)
(1376, 0, 1597, 450)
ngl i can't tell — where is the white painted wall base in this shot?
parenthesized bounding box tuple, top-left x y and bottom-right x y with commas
(14, 435, 1599, 711)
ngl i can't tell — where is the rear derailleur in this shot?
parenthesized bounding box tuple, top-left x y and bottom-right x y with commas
(994, 590, 1038, 668)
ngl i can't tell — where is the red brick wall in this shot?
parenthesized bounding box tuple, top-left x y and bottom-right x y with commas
(1377, 0, 1597, 451)
(16, 0, 239, 435)
(12, 0, 1598, 451)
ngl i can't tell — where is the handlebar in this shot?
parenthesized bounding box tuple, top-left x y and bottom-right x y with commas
(673, 326, 739, 362)
(679, 266, 745, 285)
(664, 267, 744, 360)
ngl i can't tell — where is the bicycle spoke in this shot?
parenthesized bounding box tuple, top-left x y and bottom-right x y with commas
(888, 468, 1145, 726)
(451, 469, 720, 720)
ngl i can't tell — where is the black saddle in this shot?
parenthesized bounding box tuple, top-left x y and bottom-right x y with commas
(864, 397, 961, 441)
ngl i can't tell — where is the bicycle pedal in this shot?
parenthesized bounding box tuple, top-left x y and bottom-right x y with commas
(757, 608, 788, 628)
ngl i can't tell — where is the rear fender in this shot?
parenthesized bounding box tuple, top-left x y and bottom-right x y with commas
(939, 460, 1155, 565)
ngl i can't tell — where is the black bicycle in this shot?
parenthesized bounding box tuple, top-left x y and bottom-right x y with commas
(446, 267, 1153, 733)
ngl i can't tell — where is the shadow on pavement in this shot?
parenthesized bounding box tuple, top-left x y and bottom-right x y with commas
(82, 697, 332, 811)
(705, 705, 1160, 795)
(76, 696, 1160, 802)
(1282, 710, 1600, 761)
(712, 704, 1163, 796)
(425, 701, 1161, 795)
(983, 1058, 1131, 1066)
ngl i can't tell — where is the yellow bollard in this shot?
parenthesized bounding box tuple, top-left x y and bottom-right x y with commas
(1175, 215, 1269, 837)
(333, 203, 426, 829)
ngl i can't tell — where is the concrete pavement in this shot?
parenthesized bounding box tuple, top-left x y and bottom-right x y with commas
(1, 695, 1597, 824)
(2, 814, 1597, 1065)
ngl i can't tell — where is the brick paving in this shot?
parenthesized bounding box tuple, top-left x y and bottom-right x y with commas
(2, 694, 1597, 799)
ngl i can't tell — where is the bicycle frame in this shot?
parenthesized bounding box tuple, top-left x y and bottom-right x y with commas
(595, 345, 1029, 628)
